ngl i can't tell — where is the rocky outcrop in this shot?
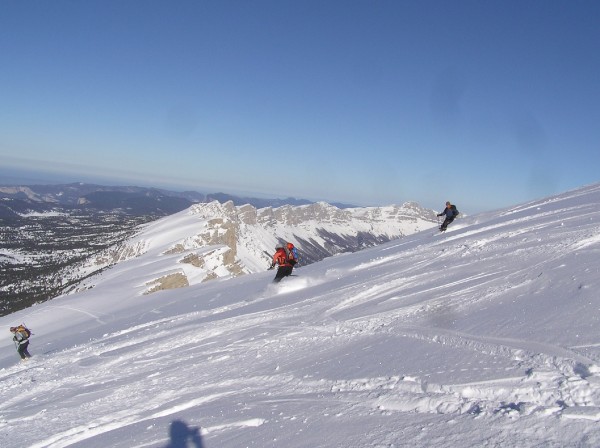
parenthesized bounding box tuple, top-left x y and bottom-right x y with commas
(79, 200, 437, 295)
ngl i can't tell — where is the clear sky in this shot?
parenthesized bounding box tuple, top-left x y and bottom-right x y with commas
(1, 1, 599, 212)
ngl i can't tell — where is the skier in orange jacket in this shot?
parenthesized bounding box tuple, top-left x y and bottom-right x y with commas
(269, 244, 293, 282)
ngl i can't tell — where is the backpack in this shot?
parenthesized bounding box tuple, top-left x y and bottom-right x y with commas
(16, 324, 31, 339)
(451, 205, 459, 217)
(286, 243, 299, 264)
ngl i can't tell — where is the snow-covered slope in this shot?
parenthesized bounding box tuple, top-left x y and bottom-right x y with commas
(73, 200, 436, 295)
(1, 184, 600, 447)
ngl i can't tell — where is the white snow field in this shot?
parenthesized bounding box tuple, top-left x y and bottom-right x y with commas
(2, 183, 600, 447)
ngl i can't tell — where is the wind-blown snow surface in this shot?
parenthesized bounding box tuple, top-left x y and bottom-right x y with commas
(2, 184, 600, 447)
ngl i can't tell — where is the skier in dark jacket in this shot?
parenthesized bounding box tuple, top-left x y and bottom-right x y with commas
(437, 201, 459, 232)
(10, 325, 32, 360)
(269, 244, 293, 282)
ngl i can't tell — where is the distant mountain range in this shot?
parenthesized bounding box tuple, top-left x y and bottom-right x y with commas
(0, 183, 353, 218)
(71, 199, 438, 296)
(0, 183, 437, 314)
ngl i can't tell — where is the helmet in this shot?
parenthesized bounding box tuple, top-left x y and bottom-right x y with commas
(287, 242, 294, 249)
(446, 201, 451, 206)
(275, 244, 284, 250)
(9, 327, 16, 332)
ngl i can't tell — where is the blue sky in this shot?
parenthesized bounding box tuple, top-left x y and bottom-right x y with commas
(1, 1, 599, 212)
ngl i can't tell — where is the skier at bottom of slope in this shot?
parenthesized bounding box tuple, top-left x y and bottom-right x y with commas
(437, 201, 459, 232)
(269, 244, 293, 283)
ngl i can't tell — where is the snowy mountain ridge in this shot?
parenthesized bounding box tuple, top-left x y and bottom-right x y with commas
(1, 184, 600, 447)
(74, 200, 436, 295)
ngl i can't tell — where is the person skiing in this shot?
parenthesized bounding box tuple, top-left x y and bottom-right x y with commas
(437, 201, 459, 232)
(10, 325, 32, 360)
(269, 244, 293, 282)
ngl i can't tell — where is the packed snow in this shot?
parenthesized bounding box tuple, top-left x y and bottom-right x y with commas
(2, 184, 600, 447)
